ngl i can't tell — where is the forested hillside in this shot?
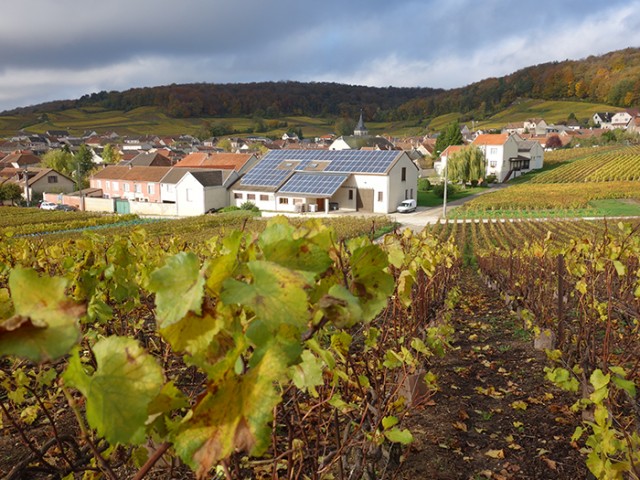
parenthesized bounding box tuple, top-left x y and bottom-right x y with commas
(3, 47, 640, 123)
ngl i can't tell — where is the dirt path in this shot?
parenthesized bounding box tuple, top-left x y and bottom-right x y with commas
(396, 269, 587, 479)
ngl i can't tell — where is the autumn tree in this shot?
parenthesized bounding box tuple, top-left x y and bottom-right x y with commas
(101, 144, 121, 164)
(447, 145, 486, 183)
(334, 117, 356, 136)
(545, 135, 563, 149)
(73, 144, 96, 189)
(41, 149, 74, 176)
(0, 182, 24, 205)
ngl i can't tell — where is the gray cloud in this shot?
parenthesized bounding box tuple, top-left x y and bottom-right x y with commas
(1, 0, 639, 111)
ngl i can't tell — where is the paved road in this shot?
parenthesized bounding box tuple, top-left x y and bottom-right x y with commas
(391, 186, 504, 231)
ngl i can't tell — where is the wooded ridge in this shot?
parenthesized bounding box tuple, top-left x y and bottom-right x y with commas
(3, 47, 640, 123)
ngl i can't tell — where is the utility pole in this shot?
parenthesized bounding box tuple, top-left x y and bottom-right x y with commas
(442, 160, 448, 219)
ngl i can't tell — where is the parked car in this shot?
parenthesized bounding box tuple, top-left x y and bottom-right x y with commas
(55, 204, 77, 211)
(397, 199, 417, 213)
(40, 201, 58, 210)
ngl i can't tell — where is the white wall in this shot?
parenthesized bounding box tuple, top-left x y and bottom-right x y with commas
(130, 201, 178, 216)
(175, 174, 229, 216)
(232, 190, 276, 211)
(387, 154, 419, 212)
(85, 197, 116, 213)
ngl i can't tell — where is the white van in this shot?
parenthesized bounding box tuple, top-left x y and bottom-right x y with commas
(397, 199, 417, 213)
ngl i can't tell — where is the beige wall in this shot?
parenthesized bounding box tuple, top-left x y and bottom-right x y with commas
(130, 201, 178, 216)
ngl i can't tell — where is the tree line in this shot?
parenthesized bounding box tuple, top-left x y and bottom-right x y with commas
(4, 48, 640, 123)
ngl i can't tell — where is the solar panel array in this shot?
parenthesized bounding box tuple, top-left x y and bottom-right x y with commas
(279, 173, 348, 196)
(240, 150, 400, 188)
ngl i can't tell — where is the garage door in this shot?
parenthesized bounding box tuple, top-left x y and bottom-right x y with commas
(356, 188, 374, 212)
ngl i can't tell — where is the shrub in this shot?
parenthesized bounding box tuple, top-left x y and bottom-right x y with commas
(418, 178, 432, 191)
(240, 201, 259, 212)
(432, 182, 457, 198)
(485, 174, 497, 184)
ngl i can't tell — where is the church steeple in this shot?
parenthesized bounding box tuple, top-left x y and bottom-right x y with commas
(354, 109, 368, 137)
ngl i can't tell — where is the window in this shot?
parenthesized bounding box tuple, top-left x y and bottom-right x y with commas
(147, 184, 154, 194)
(112, 181, 119, 191)
(247, 194, 256, 200)
(47, 175, 58, 184)
(279, 197, 289, 205)
(348, 189, 353, 200)
(134, 184, 142, 193)
(401, 167, 406, 181)
(260, 194, 269, 201)
(489, 161, 497, 168)
(490, 147, 498, 155)
(106, 181, 110, 190)
(377, 191, 383, 202)
(234, 193, 243, 200)
(124, 183, 130, 192)
(186, 188, 193, 202)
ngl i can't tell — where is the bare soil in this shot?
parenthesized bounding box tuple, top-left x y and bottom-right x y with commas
(395, 269, 587, 479)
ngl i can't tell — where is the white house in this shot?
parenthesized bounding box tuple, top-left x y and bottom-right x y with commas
(523, 119, 548, 135)
(472, 133, 544, 182)
(611, 109, 638, 129)
(175, 170, 239, 216)
(592, 112, 614, 129)
(230, 149, 418, 214)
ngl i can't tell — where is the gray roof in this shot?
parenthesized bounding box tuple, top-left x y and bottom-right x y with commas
(190, 170, 224, 187)
(161, 167, 210, 185)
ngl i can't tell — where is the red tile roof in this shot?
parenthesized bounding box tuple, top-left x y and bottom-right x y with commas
(175, 152, 253, 171)
(472, 134, 510, 146)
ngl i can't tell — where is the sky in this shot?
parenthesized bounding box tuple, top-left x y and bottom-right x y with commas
(2, 0, 640, 112)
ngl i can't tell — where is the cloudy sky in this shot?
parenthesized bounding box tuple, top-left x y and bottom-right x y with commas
(1, 0, 640, 112)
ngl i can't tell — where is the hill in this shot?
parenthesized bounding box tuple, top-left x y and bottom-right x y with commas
(2, 47, 640, 136)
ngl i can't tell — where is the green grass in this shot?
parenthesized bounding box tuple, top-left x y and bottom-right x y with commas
(418, 187, 486, 207)
(588, 199, 640, 216)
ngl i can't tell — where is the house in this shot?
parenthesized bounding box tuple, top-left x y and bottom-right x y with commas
(89, 166, 172, 201)
(433, 144, 465, 176)
(174, 152, 258, 175)
(175, 170, 239, 216)
(329, 135, 395, 151)
(230, 149, 418, 214)
(523, 119, 548, 135)
(592, 112, 614, 129)
(119, 151, 172, 167)
(503, 122, 525, 135)
(611, 109, 639, 129)
(1, 167, 75, 202)
(0, 151, 41, 168)
(472, 133, 544, 182)
(158, 167, 210, 204)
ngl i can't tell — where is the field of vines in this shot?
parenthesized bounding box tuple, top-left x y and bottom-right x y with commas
(0, 214, 458, 479)
(453, 181, 640, 213)
(542, 145, 623, 166)
(529, 145, 640, 183)
(429, 217, 640, 478)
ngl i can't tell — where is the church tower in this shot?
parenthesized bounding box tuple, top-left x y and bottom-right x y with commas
(354, 109, 368, 137)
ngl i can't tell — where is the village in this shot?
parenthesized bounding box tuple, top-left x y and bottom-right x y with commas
(0, 109, 638, 217)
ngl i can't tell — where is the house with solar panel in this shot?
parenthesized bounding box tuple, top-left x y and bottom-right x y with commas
(230, 149, 419, 214)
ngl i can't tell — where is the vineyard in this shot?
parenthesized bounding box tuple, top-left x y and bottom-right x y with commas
(0, 209, 638, 479)
(528, 145, 640, 184)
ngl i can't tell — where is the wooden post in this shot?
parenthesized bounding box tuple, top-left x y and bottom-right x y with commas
(556, 254, 565, 347)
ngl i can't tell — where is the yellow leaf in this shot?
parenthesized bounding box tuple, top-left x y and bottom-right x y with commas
(510, 400, 528, 410)
(485, 449, 505, 459)
(453, 421, 468, 432)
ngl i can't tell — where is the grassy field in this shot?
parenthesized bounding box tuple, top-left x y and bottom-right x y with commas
(2, 98, 621, 138)
(418, 186, 485, 207)
(428, 99, 622, 132)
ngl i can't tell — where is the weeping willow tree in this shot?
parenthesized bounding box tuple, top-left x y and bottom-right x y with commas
(447, 145, 486, 183)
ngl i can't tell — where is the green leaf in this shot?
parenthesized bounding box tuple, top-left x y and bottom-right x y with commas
(382, 416, 399, 429)
(612, 260, 626, 276)
(384, 427, 414, 444)
(611, 375, 636, 398)
(259, 221, 333, 275)
(590, 369, 610, 391)
(0, 269, 84, 362)
(63, 337, 164, 445)
(290, 350, 324, 396)
(349, 245, 395, 321)
(173, 346, 286, 476)
(319, 285, 362, 328)
(148, 252, 205, 329)
(221, 261, 309, 331)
